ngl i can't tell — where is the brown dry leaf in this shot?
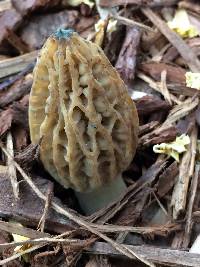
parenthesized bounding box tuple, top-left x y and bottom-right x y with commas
(115, 26, 141, 82)
(20, 10, 79, 49)
(139, 62, 186, 84)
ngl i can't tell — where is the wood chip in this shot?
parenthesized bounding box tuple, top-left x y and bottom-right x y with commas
(142, 7, 200, 72)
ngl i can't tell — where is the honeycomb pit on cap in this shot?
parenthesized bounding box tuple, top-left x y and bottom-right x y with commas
(29, 29, 139, 214)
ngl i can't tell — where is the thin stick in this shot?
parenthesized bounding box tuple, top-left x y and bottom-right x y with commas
(0, 144, 155, 267)
(6, 132, 19, 199)
(37, 182, 53, 232)
(113, 15, 155, 32)
(183, 164, 200, 248)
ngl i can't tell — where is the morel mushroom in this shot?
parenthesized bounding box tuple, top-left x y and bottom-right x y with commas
(29, 29, 139, 214)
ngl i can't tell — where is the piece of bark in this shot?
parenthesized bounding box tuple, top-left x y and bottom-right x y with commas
(139, 121, 159, 136)
(139, 62, 186, 85)
(176, 112, 196, 135)
(0, 50, 38, 78)
(99, 0, 179, 8)
(0, 63, 33, 92)
(168, 83, 200, 97)
(135, 95, 170, 116)
(20, 10, 79, 50)
(91, 160, 166, 224)
(179, 1, 200, 14)
(139, 126, 177, 147)
(13, 126, 28, 151)
(12, 0, 61, 15)
(0, 175, 76, 233)
(171, 126, 198, 219)
(85, 256, 112, 267)
(115, 26, 141, 83)
(0, 8, 22, 44)
(6, 29, 30, 54)
(0, 97, 29, 137)
(15, 143, 40, 168)
(75, 16, 97, 35)
(114, 188, 150, 226)
(163, 38, 200, 62)
(0, 75, 32, 108)
(183, 164, 200, 248)
(157, 97, 199, 132)
(142, 8, 200, 72)
(86, 241, 200, 267)
(156, 161, 178, 198)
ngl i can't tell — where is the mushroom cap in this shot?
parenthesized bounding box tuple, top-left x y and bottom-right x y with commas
(29, 29, 139, 192)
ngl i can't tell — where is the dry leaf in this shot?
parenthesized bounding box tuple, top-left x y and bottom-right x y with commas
(153, 134, 190, 162)
(185, 72, 200, 89)
(168, 9, 199, 38)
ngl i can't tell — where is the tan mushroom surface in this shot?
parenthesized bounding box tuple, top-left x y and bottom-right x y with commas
(29, 29, 139, 193)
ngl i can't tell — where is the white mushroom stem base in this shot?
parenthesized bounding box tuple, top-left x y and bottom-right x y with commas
(75, 175, 126, 215)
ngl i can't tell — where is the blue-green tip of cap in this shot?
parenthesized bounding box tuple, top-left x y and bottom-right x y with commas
(53, 28, 75, 40)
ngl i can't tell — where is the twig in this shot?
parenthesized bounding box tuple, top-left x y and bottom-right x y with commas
(113, 15, 155, 32)
(142, 7, 200, 72)
(0, 221, 50, 239)
(171, 126, 198, 219)
(183, 164, 200, 248)
(6, 132, 19, 199)
(160, 70, 172, 105)
(0, 144, 155, 267)
(37, 182, 54, 232)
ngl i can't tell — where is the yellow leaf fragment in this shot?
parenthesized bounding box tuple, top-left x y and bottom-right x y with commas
(94, 18, 117, 46)
(95, 18, 117, 33)
(185, 72, 200, 90)
(168, 9, 199, 38)
(153, 134, 190, 162)
(11, 222, 30, 253)
(67, 0, 94, 8)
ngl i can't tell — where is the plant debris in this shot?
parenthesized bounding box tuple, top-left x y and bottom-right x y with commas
(0, 1, 200, 267)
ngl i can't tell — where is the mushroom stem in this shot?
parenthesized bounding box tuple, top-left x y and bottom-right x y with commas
(75, 175, 126, 215)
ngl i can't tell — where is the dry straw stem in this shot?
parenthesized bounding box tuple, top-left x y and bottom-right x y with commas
(6, 132, 19, 199)
(171, 126, 198, 219)
(0, 144, 155, 267)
